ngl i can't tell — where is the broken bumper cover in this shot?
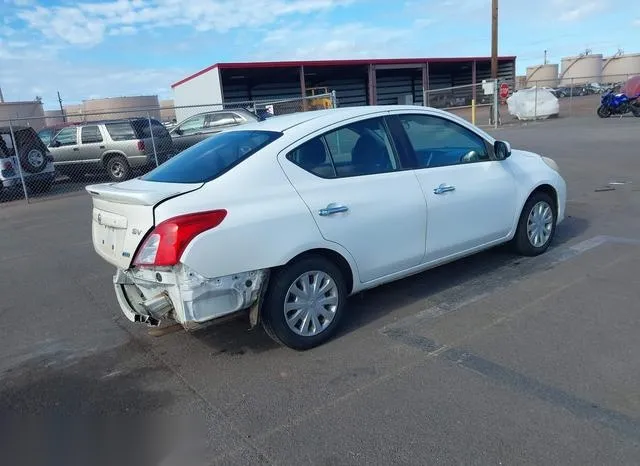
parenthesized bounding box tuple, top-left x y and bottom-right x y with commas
(113, 265, 268, 329)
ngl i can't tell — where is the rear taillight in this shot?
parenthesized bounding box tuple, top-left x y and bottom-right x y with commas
(133, 210, 227, 267)
(1, 160, 15, 177)
(137, 140, 145, 152)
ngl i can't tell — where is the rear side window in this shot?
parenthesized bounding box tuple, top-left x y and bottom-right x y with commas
(142, 130, 282, 183)
(287, 117, 398, 178)
(81, 126, 103, 144)
(105, 122, 136, 141)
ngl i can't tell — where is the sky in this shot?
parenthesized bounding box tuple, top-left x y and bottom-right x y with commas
(1, 0, 638, 109)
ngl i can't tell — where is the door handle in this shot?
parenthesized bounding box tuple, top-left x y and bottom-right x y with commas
(99, 145, 105, 149)
(73, 148, 80, 151)
(319, 203, 349, 216)
(433, 184, 456, 195)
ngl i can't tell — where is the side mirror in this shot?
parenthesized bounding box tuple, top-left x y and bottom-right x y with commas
(172, 128, 183, 136)
(494, 140, 511, 160)
(50, 140, 61, 148)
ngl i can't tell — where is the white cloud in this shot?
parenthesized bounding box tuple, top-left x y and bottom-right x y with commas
(15, 0, 356, 46)
(257, 22, 416, 60)
(552, 0, 608, 22)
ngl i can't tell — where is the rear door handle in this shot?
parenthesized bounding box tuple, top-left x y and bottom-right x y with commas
(433, 184, 456, 194)
(319, 203, 349, 216)
(99, 145, 105, 149)
(73, 148, 80, 151)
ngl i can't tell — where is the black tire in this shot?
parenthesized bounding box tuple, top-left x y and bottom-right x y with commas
(261, 255, 348, 350)
(105, 155, 131, 182)
(597, 105, 611, 118)
(513, 191, 557, 257)
(19, 144, 47, 174)
(631, 105, 640, 117)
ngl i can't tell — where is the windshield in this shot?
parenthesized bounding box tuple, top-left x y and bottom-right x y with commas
(142, 130, 282, 184)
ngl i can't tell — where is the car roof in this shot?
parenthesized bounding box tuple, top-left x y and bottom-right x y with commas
(225, 105, 461, 134)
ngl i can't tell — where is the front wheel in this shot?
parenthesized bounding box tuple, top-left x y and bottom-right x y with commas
(261, 256, 347, 350)
(513, 192, 557, 257)
(597, 105, 611, 118)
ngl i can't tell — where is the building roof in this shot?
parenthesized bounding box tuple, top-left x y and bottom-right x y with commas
(171, 56, 517, 88)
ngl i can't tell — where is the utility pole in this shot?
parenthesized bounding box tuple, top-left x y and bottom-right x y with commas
(57, 91, 66, 122)
(544, 50, 548, 65)
(491, 0, 498, 79)
(0, 86, 4, 103)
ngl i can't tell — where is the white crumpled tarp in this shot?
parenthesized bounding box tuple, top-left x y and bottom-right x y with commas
(506, 87, 559, 121)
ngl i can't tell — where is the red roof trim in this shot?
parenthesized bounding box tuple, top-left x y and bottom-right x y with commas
(171, 56, 517, 88)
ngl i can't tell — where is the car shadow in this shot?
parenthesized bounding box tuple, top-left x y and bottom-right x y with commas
(188, 215, 590, 353)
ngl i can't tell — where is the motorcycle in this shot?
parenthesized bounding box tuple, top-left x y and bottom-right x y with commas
(597, 91, 640, 118)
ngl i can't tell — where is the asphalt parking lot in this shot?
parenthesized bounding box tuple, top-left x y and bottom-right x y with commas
(1, 115, 639, 465)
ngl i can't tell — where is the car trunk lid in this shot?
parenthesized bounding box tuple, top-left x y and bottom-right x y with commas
(86, 179, 203, 269)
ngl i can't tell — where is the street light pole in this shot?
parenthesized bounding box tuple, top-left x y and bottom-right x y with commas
(491, 0, 498, 79)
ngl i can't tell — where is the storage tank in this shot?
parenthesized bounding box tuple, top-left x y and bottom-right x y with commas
(525, 64, 559, 88)
(602, 53, 640, 85)
(559, 53, 603, 86)
(82, 95, 161, 121)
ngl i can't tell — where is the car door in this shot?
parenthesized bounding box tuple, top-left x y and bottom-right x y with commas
(79, 125, 105, 163)
(391, 112, 518, 262)
(170, 114, 207, 153)
(278, 115, 427, 283)
(49, 126, 79, 164)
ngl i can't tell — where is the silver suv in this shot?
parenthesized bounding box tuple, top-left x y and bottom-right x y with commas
(47, 118, 175, 182)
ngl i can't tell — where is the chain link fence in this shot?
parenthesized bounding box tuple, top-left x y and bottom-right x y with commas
(500, 73, 639, 124)
(424, 81, 499, 128)
(0, 92, 336, 204)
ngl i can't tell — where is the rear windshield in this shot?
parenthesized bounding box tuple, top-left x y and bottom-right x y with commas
(142, 130, 282, 183)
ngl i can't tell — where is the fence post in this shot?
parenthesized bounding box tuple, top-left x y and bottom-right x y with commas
(492, 79, 498, 129)
(147, 112, 159, 167)
(8, 120, 30, 204)
(331, 90, 337, 109)
(534, 85, 538, 120)
(569, 78, 573, 116)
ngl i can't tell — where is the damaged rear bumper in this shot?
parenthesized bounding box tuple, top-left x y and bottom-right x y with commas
(113, 265, 268, 329)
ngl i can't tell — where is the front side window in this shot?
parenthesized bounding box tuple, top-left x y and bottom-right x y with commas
(288, 117, 398, 178)
(398, 114, 489, 168)
(53, 127, 77, 146)
(81, 125, 103, 144)
(142, 130, 282, 184)
(175, 115, 206, 135)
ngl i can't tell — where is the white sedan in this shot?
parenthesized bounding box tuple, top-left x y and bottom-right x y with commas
(86, 105, 566, 350)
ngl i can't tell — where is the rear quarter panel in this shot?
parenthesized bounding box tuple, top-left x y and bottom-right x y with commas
(153, 148, 359, 281)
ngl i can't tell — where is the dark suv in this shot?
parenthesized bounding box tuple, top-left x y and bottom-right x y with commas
(46, 118, 175, 182)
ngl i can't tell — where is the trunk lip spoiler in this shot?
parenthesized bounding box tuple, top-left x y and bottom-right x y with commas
(85, 181, 204, 206)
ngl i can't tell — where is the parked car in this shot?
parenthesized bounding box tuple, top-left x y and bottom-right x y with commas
(0, 126, 57, 195)
(169, 109, 259, 152)
(86, 105, 567, 350)
(47, 118, 175, 182)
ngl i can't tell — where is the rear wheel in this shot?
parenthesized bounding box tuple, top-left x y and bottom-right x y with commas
(513, 192, 557, 256)
(597, 105, 611, 118)
(631, 105, 640, 117)
(262, 256, 347, 350)
(105, 155, 131, 182)
(20, 145, 47, 174)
